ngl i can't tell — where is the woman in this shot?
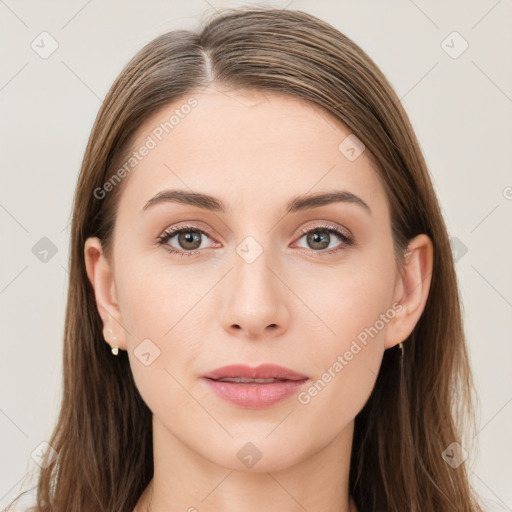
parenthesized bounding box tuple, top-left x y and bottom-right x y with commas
(8, 6, 485, 512)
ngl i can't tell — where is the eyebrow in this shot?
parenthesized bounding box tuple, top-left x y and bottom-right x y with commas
(142, 189, 371, 215)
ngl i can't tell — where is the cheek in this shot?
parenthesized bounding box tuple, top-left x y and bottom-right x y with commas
(116, 254, 204, 338)
(116, 258, 210, 400)
(291, 257, 394, 418)
(294, 253, 395, 347)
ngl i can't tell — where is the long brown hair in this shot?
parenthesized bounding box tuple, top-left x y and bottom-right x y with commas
(8, 7, 484, 511)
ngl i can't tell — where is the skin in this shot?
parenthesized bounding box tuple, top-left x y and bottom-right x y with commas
(85, 87, 433, 512)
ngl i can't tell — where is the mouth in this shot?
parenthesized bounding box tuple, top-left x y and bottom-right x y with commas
(201, 364, 310, 408)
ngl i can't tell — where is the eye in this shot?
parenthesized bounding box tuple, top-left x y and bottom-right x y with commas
(292, 224, 354, 256)
(156, 222, 354, 258)
(156, 224, 218, 257)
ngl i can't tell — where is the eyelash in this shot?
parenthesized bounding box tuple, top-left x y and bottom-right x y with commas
(156, 223, 354, 258)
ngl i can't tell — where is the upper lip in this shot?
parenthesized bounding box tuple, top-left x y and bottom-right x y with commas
(202, 364, 309, 381)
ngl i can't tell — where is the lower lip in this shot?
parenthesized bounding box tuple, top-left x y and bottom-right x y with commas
(202, 378, 309, 408)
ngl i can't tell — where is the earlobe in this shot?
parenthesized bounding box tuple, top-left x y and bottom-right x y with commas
(84, 237, 127, 351)
(384, 234, 434, 350)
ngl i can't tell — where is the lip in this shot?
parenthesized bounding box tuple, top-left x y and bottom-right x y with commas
(201, 364, 310, 408)
(201, 363, 309, 381)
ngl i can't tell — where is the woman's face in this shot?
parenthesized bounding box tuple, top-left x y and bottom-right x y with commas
(86, 87, 427, 472)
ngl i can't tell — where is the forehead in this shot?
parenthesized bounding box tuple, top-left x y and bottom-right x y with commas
(117, 88, 387, 218)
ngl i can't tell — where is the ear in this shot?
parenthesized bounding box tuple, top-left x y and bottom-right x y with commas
(384, 234, 434, 349)
(84, 237, 127, 351)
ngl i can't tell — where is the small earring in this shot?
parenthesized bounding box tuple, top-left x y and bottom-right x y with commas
(106, 327, 120, 356)
(397, 341, 404, 357)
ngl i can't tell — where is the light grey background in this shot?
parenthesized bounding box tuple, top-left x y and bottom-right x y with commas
(1, 0, 511, 510)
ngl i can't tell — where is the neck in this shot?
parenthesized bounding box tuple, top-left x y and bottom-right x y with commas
(135, 416, 357, 512)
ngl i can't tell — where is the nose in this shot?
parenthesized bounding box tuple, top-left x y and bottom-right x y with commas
(219, 246, 290, 340)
